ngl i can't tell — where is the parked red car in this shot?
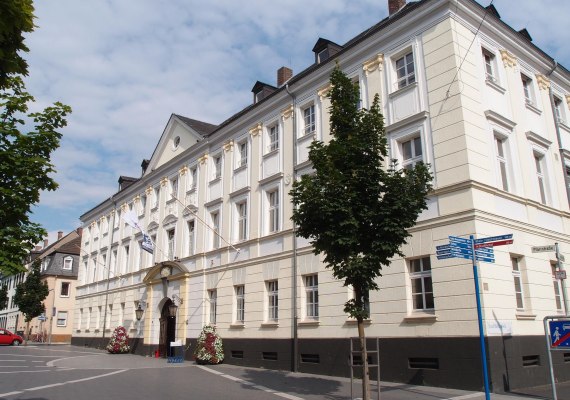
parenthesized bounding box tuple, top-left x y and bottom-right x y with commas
(0, 329, 23, 346)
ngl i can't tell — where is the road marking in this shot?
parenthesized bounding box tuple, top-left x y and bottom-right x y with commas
(196, 365, 304, 400)
(0, 369, 127, 398)
(447, 393, 484, 400)
(0, 360, 25, 362)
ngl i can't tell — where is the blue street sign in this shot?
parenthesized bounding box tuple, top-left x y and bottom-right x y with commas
(449, 235, 470, 243)
(475, 247, 494, 254)
(436, 254, 454, 260)
(476, 256, 495, 263)
(436, 249, 451, 255)
(452, 252, 473, 261)
(436, 244, 451, 251)
(549, 320, 570, 348)
(450, 241, 471, 250)
(474, 234, 513, 244)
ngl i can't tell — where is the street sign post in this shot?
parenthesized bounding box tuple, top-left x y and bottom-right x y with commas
(544, 316, 570, 400)
(532, 245, 556, 253)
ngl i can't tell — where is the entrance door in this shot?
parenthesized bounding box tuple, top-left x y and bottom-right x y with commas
(158, 299, 176, 357)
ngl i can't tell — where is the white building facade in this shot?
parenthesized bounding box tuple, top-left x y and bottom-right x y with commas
(73, 0, 570, 392)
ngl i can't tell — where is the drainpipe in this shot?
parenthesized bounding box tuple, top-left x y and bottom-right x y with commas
(101, 196, 117, 346)
(285, 83, 299, 372)
(546, 61, 570, 205)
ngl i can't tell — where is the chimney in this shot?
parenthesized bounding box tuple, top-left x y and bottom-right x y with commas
(58, 231, 63, 240)
(388, 0, 406, 15)
(43, 239, 48, 249)
(277, 67, 293, 87)
(76, 227, 83, 236)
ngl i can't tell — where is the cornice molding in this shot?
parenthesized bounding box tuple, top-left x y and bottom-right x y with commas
(499, 49, 517, 68)
(223, 140, 234, 152)
(317, 84, 332, 100)
(281, 105, 294, 121)
(160, 177, 169, 187)
(362, 53, 384, 75)
(198, 154, 208, 164)
(145, 186, 153, 195)
(536, 74, 550, 91)
(566, 94, 570, 108)
(179, 165, 188, 176)
(249, 123, 263, 137)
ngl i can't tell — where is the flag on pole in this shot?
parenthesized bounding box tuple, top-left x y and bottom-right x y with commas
(121, 209, 141, 230)
(141, 232, 154, 254)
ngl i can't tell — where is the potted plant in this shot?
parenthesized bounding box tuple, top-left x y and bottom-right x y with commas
(106, 326, 131, 354)
(193, 325, 223, 364)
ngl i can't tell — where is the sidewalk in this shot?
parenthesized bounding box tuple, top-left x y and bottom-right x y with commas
(50, 346, 556, 400)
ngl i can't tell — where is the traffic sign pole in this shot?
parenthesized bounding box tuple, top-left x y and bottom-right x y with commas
(471, 235, 491, 400)
(556, 243, 569, 316)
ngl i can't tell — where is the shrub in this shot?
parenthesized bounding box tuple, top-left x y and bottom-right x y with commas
(193, 325, 223, 364)
(106, 326, 131, 354)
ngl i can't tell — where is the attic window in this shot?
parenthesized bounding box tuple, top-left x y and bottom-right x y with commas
(173, 136, 181, 149)
(318, 48, 329, 63)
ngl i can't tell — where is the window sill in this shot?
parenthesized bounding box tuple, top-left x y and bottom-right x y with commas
(525, 102, 542, 116)
(485, 78, 506, 94)
(76, 329, 81, 333)
(94, 329, 100, 333)
(344, 319, 371, 325)
(261, 322, 279, 328)
(166, 197, 176, 204)
(297, 132, 316, 143)
(229, 323, 245, 329)
(515, 312, 536, 320)
(299, 320, 319, 327)
(186, 187, 197, 195)
(558, 121, 570, 133)
(85, 329, 90, 333)
(389, 81, 418, 98)
(209, 177, 222, 184)
(234, 165, 247, 173)
(403, 312, 437, 323)
(263, 148, 279, 159)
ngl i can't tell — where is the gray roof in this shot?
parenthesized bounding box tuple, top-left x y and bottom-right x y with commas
(174, 114, 217, 136)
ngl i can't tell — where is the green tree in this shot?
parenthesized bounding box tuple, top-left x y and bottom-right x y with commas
(14, 260, 48, 344)
(290, 66, 432, 400)
(0, 1, 72, 275)
(0, 284, 8, 310)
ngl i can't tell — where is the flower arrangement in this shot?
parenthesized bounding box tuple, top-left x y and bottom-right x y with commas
(106, 326, 131, 354)
(193, 325, 224, 364)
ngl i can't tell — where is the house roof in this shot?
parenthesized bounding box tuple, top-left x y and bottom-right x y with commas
(174, 114, 217, 136)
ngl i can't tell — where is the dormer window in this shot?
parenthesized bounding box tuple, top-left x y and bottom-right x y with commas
(63, 257, 73, 270)
(317, 48, 329, 63)
(312, 38, 343, 64)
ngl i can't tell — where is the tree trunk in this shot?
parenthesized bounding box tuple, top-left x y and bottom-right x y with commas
(358, 318, 370, 400)
(24, 320, 30, 346)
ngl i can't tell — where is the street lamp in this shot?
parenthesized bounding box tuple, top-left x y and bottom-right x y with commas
(168, 294, 183, 318)
(47, 288, 55, 345)
(134, 300, 146, 321)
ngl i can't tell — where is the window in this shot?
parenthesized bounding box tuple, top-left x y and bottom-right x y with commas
(170, 176, 179, 199)
(57, 311, 68, 327)
(237, 202, 247, 241)
(268, 125, 279, 152)
(187, 220, 195, 256)
(409, 257, 434, 310)
(123, 245, 130, 274)
(152, 186, 159, 208)
(267, 280, 278, 321)
(305, 274, 319, 319)
(120, 303, 125, 326)
(401, 136, 423, 170)
(495, 135, 509, 191)
(111, 249, 117, 276)
(114, 210, 120, 228)
(534, 154, 547, 204)
(189, 166, 198, 190)
(268, 190, 280, 233)
(237, 142, 248, 168)
(140, 195, 146, 215)
(60, 282, 70, 297)
(554, 96, 566, 124)
(511, 257, 524, 309)
(521, 74, 535, 106)
(213, 155, 222, 179)
(353, 287, 370, 318)
(482, 49, 497, 82)
(552, 263, 563, 311)
(211, 211, 220, 249)
(63, 257, 73, 270)
(137, 240, 144, 269)
(395, 51, 415, 89)
(209, 289, 217, 324)
(235, 285, 245, 323)
(303, 105, 316, 135)
(151, 234, 157, 264)
(167, 228, 175, 260)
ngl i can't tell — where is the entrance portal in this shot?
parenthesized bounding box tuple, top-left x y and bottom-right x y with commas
(158, 299, 176, 357)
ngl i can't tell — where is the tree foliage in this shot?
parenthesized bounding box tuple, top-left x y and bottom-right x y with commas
(290, 66, 432, 399)
(0, 1, 72, 275)
(14, 260, 48, 322)
(0, 284, 8, 310)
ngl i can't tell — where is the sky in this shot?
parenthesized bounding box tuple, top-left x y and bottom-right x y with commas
(22, 0, 570, 245)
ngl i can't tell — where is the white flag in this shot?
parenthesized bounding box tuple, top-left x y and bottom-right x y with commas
(121, 209, 141, 230)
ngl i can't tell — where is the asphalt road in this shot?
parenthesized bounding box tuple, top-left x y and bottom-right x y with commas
(0, 344, 560, 400)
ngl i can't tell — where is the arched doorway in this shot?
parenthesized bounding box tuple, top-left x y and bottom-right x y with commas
(159, 299, 176, 357)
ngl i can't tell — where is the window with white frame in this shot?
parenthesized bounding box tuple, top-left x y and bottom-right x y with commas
(78, 308, 83, 330)
(235, 285, 245, 323)
(60, 282, 70, 297)
(521, 73, 535, 106)
(401, 136, 423, 170)
(552, 263, 563, 311)
(211, 211, 220, 249)
(166, 228, 175, 260)
(209, 289, 217, 324)
(495, 134, 510, 192)
(482, 48, 497, 83)
(268, 124, 279, 152)
(63, 256, 73, 270)
(111, 249, 117, 276)
(408, 257, 434, 311)
(237, 141, 248, 168)
(554, 96, 566, 124)
(237, 201, 248, 241)
(302, 104, 316, 136)
(170, 176, 179, 199)
(96, 306, 101, 329)
(106, 304, 112, 328)
(151, 234, 157, 264)
(152, 186, 159, 208)
(187, 220, 195, 256)
(352, 287, 370, 318)
(511, 257, 524, 309)
(395, 51, 415, 89)
(189, 166, 198, 190)
(352, 76, 363, 109)
(123, 244, 130, 274)
(268, 189, 280, 233)
(57, 311, 68, 327)
(534, 152, 547, 204)
(137, 239, 144, 269)
(91, 259, 97, 283)
(267, 280, 278, 322)
(305, 274, 319, 319)
(139, 195, 146, 215)
(213, 155, 222, 179)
